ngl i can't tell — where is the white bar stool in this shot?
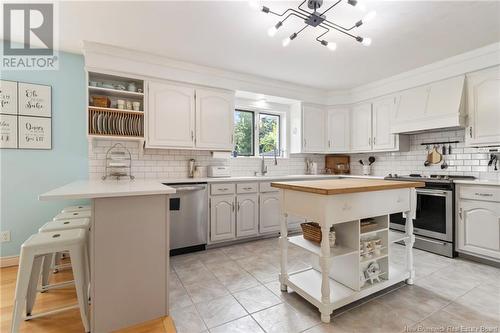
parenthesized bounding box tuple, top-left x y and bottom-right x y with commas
(61, 205, 90, 213)
(53, 210, 91, 221)
(38, 218, 90, 292)
(11, 230, 90, 333)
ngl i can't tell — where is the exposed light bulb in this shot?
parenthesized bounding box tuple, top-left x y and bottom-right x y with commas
(363, 11, 377, 23)
(362, 37, 372, 46)
(282, 37, 291, 47)
(327, 42, 337, 51)
(267, 21, 283, 37)
(268, 26, 278, 37)
(248, 0, 260, 10)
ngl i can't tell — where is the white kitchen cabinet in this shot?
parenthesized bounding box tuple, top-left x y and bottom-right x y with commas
(457, 200, 500, 261)
(147, 81, 195, 148)
(326, 108, 350, 153)
(236, 194, 259, 237)
(195, 88, 234, 150)
(302, 105, 326, 153)
(259, 192, 281, 233)
(210, 195, 236, 242)
(372, 97, 396, 150)
(466, 66, 500, 147)
(350, 103, 372, 152)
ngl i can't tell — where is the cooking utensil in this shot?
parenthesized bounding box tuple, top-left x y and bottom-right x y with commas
(424, 145, 431, 166)
(358, 159, 364, 166)
(441, 145, 447, 155)
(368, 156, 376, 165)
(441, 156, 448, 169)
(448, 144, 452, 155)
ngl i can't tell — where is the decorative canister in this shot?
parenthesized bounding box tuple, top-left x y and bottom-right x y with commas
(328, 227, 336, 248)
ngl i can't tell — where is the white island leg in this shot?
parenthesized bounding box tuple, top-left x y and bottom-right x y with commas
(404, 188, 416, 284)
(319, 224, 332, 323)
(279, 213, 289, 292)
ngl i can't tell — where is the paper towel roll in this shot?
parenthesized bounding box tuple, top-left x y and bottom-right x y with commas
(211, 151, 232, 159)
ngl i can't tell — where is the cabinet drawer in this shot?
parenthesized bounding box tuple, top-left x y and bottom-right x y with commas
(459, 186, 500, 202)
(211, 183, 235, 195)
(259, 182, 280, 193)
(237, 182, 258, 194)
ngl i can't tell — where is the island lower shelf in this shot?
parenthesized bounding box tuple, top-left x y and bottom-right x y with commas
(286, 265, 409, 311)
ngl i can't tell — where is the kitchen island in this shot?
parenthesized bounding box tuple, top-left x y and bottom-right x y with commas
(39, 180, 175, 332)
(271, 178, 424, 323)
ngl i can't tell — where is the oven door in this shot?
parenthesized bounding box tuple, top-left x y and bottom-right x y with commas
(390, 188, 453, 242)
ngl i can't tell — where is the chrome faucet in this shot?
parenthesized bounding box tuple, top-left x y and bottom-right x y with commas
(261, 154, 268, 176)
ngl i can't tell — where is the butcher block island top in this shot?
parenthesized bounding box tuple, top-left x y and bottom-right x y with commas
(271, 178, 425, 195)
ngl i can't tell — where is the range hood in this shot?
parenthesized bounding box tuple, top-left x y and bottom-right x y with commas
(391, 75, 466, 134)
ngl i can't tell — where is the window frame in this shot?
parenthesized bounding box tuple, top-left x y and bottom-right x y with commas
(258, 112, 281, 157)
(234, 109, 255, 157)
(233, 108, 284, 158)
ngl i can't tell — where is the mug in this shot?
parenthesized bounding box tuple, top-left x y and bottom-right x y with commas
(362, 165, 371, 175)
(132, 101, 141, 111)
(125, 100, 133, 110)
(116, 99, 125, 109)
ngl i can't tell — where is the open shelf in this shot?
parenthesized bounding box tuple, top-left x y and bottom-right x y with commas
(289, 235, 358, 258)
(88, 134, 145, 142)
(88, 86, 144, 98)
(389, 230, 409, 243)
(360, 215, 389, 235)
(360, 249, 388, 264)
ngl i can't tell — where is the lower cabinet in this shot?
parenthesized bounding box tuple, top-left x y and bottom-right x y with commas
(236, 194, 259, 237)
(210, 195, 235, 242)
(259, 192, 281, 234)
(457, 199, 500, 261)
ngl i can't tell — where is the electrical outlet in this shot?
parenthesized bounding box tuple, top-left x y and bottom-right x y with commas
(0, 231, 11, 243)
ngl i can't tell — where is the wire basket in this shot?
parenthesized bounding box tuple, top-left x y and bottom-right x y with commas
(102, 143, 134, 180)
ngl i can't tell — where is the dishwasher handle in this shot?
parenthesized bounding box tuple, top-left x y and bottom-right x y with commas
(171, 185, 206, 192)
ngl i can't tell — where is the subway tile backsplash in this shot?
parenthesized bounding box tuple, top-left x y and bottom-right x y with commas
(88, 141, 325, 180)
(349, 129, 499, 180)
(88, 129, 498, 181)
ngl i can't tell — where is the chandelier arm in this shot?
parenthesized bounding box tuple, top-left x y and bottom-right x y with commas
(320, 0, 343, 16)
(322, 18, 357, 32)
(295, 24, 309, 37)
(269, 8, 309, 21)
(297, 0, 312, 15)
(321, 22, 358, 40)
(315, 26, 330, 42)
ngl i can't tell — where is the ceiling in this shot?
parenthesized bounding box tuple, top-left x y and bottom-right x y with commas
(54, 1, 500, 90)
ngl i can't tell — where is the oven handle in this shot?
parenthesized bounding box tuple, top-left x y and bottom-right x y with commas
(415, 235, 448, 246)
(416, 189, 450, 197)
(173, 186, 206, 192)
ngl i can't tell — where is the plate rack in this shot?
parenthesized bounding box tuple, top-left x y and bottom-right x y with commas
(89, 108, 143, 137)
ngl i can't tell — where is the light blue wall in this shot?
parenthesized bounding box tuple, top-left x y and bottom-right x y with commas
(0, 51, 88, 257)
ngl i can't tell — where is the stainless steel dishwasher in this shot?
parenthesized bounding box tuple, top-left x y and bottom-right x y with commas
(166, 183, 208, 255)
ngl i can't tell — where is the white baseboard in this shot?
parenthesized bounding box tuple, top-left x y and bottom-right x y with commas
(0, 255, 19, 268)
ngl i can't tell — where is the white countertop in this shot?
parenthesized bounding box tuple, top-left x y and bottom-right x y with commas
(453, 179, 500, 186)
(159, 174, 384, 184)
(39, 180, 176, 201)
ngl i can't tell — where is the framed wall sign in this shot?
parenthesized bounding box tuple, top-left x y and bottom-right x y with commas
(18, 116, 52, 149)
(0, 80, 18, 115)
(0, 114, 18, 148)
(18, 82, 52, 118)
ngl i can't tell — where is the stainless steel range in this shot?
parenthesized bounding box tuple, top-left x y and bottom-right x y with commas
(384, 174, 475, 257)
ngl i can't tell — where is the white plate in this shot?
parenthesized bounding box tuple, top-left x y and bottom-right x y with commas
(97, 114, 103, 134)
(103, 113, 108, 133)
(92, 113, 98, 134)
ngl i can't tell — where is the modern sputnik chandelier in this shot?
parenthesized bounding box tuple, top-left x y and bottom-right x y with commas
(249, 0, 376, 51)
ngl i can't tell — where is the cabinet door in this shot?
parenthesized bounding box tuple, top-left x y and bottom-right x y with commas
(236, 194, 259, 237)
(350, 103, 372, 152)
(372, 97, 396, 150)
(147, 82, 195, 148)
(210, 195, 235, 242)
(326, 108, 350, 152)
(259, 192, 281, 233)
(466, 66, 500, 146)
(303, 105, 326, 152)
(195, 89, 235, 150)
(457, 200, 500, 260)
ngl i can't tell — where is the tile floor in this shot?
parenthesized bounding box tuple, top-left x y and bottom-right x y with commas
(169, 238, 500, 333)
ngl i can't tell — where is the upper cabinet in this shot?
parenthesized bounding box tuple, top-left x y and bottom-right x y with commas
(350, 103, 372, 152)
(372, 97, 397, 150)
(195, 89, 234, 150)
(302, 105, 327, 153)
(147, 81, 195, 148)
(146, 81, 235, 150)
(465, 66, 500, 147)
(326, 108, 350, 153)
(392, 75, 466, 133)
